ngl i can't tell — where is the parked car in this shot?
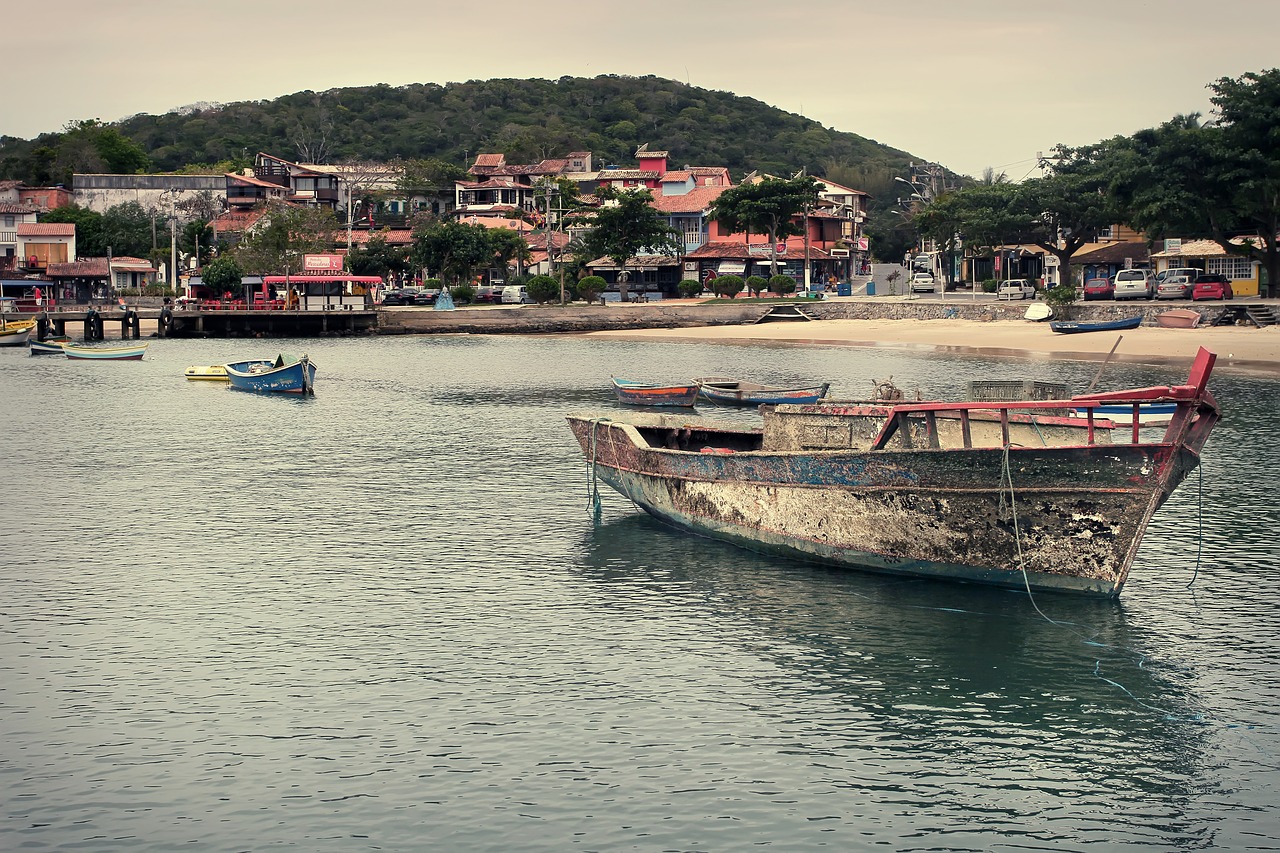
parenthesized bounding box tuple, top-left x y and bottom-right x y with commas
(1158, 266, 1202, 284)
(380, 288, 418, 306)
(996, 279, 1036, 300)
(473, 286, 500, 304)
(1156, 275, 1195, 300)
(1082, 277, 1114, 300)
(910, 272, 935, 293)
(501, 285, 533, 304)
(1113, 269, 1156, 300)
(412, 288, 441, 305)
(1192, 273, 1234, 301)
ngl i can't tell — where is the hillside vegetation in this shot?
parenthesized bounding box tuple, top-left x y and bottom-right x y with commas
(0, 75, 920, 205)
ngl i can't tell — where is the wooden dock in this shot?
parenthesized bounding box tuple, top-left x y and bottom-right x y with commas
(24, 307, 378, 339)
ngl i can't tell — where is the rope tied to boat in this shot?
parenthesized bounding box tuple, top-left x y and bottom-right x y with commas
(586, 418, 603, 522)
(1187, 462, 1204, 588)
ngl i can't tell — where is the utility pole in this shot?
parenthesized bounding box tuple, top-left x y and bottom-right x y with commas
(170, 218, 178, 300)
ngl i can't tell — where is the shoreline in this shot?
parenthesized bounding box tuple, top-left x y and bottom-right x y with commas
(584, 318, 1280, 376)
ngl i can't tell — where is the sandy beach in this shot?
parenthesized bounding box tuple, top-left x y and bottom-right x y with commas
(588, 317, 1280, 375)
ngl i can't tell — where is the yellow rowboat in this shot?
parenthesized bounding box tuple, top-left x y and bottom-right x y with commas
(185, 365, 229, 381)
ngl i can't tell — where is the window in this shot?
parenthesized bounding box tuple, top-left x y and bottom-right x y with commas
(680, 218, 702, 245)
(1207, 256, 1253, 280)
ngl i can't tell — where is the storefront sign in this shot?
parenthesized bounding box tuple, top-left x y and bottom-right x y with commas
(303, 254, 344, 272)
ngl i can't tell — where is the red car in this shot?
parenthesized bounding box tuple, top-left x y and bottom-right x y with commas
(1191, 273, 1234, 301)
(1082, 277, 1114, 300)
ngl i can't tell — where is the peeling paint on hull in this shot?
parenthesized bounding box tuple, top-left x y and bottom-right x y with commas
(567, 349, 1220, 598)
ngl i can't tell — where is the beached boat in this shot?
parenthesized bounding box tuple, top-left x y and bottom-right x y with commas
(0, 325, 32, 347)
(612, 378, 701, 407)
(1049, 315, 1143, 334)
(63, 342, 148, 360)
(568, 348, 1220, 597)
(1156, 308, 1203, 329)
(28, 336, 71, 355)
(1024, 303, 1053, 322)
(696, 377, 831, 406)
(224, 354, 316, 394)
(184, 365, 230, 381)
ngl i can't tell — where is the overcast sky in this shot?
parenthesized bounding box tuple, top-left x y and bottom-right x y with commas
(7, 0, 1278, 180)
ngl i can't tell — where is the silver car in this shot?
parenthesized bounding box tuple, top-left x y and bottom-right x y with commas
(1156, 275, 1194, 300)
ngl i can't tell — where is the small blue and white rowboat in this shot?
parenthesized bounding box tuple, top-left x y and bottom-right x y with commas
(63, 342, 148, 360)
(224, 354, 316, 395)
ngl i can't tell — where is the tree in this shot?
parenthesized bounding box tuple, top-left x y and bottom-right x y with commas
(745, 275, 768, 297)
(677, 279, 702, 298)
(1113, 70, 1280, 297)
(576, 275, 606, 303)
(202, 256, 243, 297)
(410, 220, 494, 288)
(711, 274, 743, 298)
(43, 204, 106, 256)
(99, 202, 156, 259)
(331, 159, 393, 248)
(768, 274, 796, 296)
(710, 175, 821, 276)
(489, 228, 531, 280)
(346, 234, 409, 281)
(232, 201, 337, 275)
(525, 274, 559, 303)
(579, 186, 680, 302)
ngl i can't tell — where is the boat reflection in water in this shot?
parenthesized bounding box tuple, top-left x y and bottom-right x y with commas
(575, 512, 1213, 844)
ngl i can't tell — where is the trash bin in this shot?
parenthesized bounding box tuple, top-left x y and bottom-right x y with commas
(837, 283, 852, 297)
(865, 281, 875, 296)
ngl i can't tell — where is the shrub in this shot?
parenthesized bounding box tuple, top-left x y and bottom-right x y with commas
(1043, 283, 1079, 318)
(525, 274, 560, 304)
(768, 274, 797, 295)
(677, 278, 702, 298)
(982, 279, 998, 293)
(450, 284, 474, 304)
(712, 274, 743, 298)
(577, 275, 607, 303)
(423, 278, 442, 290)
(745, 275, 768, 297)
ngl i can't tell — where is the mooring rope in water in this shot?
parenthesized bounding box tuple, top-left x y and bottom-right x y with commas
(1002, 443, 1208, 723)
(1186, 463, 1204, 589)
(586, 418, 603, 522)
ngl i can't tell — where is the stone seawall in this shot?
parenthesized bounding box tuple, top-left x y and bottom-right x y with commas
(376, 299, 1189, 335)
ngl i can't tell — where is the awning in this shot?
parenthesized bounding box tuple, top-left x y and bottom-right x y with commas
(718, 261, 746, 274)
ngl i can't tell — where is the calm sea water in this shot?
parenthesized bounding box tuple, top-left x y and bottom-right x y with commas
(2, 333, 1279, 852)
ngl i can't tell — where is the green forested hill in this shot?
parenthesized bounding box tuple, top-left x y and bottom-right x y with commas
(0, 75, 921, 204)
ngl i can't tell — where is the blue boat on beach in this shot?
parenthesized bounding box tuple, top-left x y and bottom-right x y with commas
(224, 354, 316, 395)
(1049, 315, 1143, 334)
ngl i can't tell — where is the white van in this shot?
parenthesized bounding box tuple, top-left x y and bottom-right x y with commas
(1113, 269, 1156, 300)
(500, 285, 531, 304)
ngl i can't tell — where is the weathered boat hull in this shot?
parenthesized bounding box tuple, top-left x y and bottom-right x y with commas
(568, 349, 1219, 597)
(224, 356, 316, 394)
(29, 337, 70, 355)
(1156, 308, 1202, 329)
(64, 343, 147, 360)
(612, 379, 701, 407)
(0, 326, 33, 347)
(697, 378, 831, 406)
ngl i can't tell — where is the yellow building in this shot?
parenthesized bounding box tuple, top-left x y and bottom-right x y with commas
(1149, 238, 1261, 297)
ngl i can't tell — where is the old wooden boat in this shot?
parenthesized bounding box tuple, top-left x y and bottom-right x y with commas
(568, 348, 1221, 597)
(1024, 303, 1053, 322)
(696, 377, 831, 406)
(224, 354, 316, 394)
(1050, 315, 1143, 334)
(184, 365, 230, 381)
(0, 324, 33, 347)
(63, 342, 148, 360)
(29, 336, 71, 355)
(1156, 308, 1203, 329)
(612, 378, 701, 407)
